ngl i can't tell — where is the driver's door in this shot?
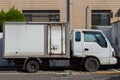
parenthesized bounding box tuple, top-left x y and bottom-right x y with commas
(82, 31, 110, 64)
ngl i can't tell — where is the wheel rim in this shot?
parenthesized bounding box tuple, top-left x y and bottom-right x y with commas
(88, 60, 97, 69)
(30, 64, 36, 70)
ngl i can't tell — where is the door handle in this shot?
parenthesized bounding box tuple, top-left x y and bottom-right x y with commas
(84, 48, 89, 51)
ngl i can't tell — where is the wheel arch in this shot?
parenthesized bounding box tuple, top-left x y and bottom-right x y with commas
(23, 57, 42, 70)
(83, 56, 101, 65)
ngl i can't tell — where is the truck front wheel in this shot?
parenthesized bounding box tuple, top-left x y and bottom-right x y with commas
(84, 57, 99, 72)
(25, 60, 39, 73)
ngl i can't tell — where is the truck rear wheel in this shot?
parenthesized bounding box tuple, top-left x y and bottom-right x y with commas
(25, 60, 39, 73)
(84, 57, 99, 72)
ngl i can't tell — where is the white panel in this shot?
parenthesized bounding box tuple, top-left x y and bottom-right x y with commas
(51, 26, 61, 54)
(48, 26, 65, 55)
(63, 27, 65, 54)
(4, 24, 45, 56)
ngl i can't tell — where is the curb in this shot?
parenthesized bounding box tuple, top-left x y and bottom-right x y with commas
(96, 71, 120, 74)
(95, 69, 120, 74)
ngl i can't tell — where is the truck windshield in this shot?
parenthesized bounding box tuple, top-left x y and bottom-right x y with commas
(83, 31, 107, 48)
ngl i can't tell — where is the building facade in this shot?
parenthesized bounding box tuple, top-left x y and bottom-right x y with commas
(0, 0, 120, 29)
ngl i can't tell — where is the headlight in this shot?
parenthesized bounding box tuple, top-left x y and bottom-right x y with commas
(112, 51, 116, 58)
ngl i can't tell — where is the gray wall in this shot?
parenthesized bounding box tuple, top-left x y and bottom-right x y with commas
(0, 33, 9, 66)
(111, 21, 120, 57)
(97, 22, 120, 57)
(97, 25, 120, 51)
(96, 26, 112, 43)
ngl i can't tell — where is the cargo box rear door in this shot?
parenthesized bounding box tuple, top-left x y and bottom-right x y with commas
(48, 25, 65, 55)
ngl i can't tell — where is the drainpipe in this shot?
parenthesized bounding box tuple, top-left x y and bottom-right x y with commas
(86, 6, 89, 29)
(67, 0, 72, 29)
(67, 0, 70, 22)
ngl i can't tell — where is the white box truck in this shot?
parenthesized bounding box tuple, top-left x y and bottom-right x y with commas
(3, 22, 117, 73)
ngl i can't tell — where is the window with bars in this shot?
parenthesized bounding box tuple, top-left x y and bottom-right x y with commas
(92, 10, 111, 26)
(22, 10, 60, 22)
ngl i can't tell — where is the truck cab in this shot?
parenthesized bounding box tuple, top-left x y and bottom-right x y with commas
(71, 29, 117, 71)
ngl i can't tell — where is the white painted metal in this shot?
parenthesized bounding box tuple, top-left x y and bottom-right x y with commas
(48, 26, 65, 54)
(72, 30, 83, 57)
(4, 23, 45, 57)
(83, 39, 110, 64)
(73, 29, 117, 65)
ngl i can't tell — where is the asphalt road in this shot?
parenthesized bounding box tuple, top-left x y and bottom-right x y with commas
(0, 68, 120, 80)
(0, 71, 119, 80)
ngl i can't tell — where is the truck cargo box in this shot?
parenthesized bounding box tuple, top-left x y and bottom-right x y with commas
(3, 22, 70, 58)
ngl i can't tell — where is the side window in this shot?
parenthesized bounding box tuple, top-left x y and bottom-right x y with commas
(84, 32, 107, 48)
(95, 33, 107, 48)
(75, 31, 81, 42)
(84, 34, 96, 42)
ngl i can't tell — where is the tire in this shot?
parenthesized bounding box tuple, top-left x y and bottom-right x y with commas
(25, 60, 39, 73)
(84, 57, 100, 72)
